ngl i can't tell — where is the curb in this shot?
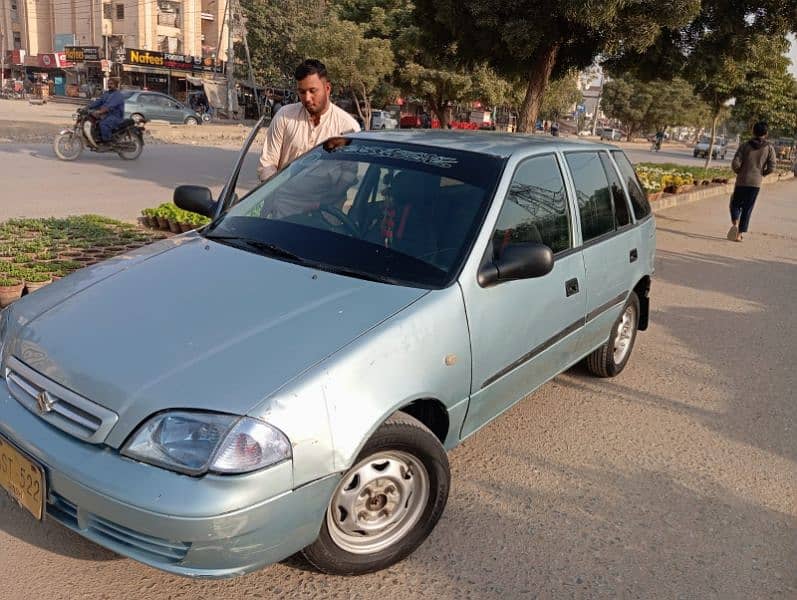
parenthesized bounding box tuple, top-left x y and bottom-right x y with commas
(650, 171, 794, 214)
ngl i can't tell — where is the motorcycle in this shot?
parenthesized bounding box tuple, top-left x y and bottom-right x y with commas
(53, 107, 145, 161)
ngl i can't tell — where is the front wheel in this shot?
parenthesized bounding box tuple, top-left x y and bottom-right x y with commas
(302, 412, 450, 575)
(131, 113, 145, 125)
(585, 291, 640, 378)
(116, 131, 143, 160)
(53, 131, 83, 161)
(184, 116, 199, 126)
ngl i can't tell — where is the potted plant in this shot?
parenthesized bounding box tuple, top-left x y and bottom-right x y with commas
(0, 277, 25, 307)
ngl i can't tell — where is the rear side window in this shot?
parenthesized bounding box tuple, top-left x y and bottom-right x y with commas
(565, 152, 614, 242)
(611, 151, 651, 219)
(492, 154, 571, 256)
(599, 153, 631, 228)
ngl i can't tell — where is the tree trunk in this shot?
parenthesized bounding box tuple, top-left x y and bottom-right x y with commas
(427, 95, 449, 129)
(351, 89, 369, 131)
(517, 44, 560, 133)
(360, 82, 371, 132)
(704, 109, 720, 169)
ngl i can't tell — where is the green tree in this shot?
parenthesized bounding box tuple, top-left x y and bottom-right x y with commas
(605, 0, 797, 166)
(732, 36, 797, 135)
(413, 0, 700, 132)
(297, 15, 395, 129)
(539, 73, 582, 122)
(238, 0, 324, 87)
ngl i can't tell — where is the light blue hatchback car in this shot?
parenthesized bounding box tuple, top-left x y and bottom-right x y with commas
(0, 127, 655, 578)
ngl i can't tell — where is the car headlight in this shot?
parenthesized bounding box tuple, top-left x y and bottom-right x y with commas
(122, 411, 291, 476)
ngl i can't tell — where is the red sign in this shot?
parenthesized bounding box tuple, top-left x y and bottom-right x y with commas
(37, 52, 72, 68)
(8, 49, 26, 65)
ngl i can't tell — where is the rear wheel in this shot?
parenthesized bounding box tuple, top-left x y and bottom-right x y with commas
(302, 412, 450, 575)
(184, 116, 199, 126)
(116, 131, 143, 160)
(585, 292, 640, 378)
(53, 131, 83, 161)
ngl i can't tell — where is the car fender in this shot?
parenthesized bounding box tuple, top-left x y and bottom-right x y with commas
(248, 285, 471, 487)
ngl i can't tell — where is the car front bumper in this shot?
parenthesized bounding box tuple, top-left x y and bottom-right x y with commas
(0, 379, 339, 578)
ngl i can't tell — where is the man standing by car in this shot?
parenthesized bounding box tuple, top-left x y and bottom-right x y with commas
(727, 121, 777, 242)
(88, 77, 124, 142)
(257, 60, 360, 182)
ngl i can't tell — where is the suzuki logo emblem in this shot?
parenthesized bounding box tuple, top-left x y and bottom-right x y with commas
(36, 390, 55, 414)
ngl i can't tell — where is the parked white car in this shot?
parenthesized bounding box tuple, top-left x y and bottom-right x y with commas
(371, 110, 398, 129)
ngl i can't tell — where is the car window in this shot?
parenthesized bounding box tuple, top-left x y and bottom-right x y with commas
(565, 152, 615, 242)
(599, 153, 631, 228)
(137, 94, 157, 105)
(492, 153, 571, 257)
(211, 138, 505, 289)
(611, 151, 651, 220)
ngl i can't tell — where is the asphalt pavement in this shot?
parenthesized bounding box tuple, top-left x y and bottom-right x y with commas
(0, 156, 794, 596)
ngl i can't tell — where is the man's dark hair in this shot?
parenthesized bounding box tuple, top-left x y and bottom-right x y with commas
(295, 59, 328, 81)
(753, 121, 768, 137)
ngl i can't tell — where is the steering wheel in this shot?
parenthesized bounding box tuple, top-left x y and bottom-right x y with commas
(319, 205, 360, 236)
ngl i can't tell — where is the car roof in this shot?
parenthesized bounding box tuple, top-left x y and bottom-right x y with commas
(347, 130, 620, 158)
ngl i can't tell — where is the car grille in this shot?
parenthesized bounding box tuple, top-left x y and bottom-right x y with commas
(4, 356, 118, 444)
(48, 492, 190, 564)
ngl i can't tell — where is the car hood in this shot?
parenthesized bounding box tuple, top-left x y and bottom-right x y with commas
(9, 235, 427, 442)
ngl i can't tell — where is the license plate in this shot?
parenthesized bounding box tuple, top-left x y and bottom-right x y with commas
(0, 434, 45, 520)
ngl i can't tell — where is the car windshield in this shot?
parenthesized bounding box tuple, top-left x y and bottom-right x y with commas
(204, 138, 505, 289)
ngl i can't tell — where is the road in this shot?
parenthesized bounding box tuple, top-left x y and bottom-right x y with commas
(0, 169, 794, 595)
(0, 139, 726, 223)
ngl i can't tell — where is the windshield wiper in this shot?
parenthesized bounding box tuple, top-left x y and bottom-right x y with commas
(314, 264, 398, 285)
(206, 235, 301, 261)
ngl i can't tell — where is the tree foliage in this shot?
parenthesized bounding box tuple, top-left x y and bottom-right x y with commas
(238, 0, 324, 87)
(297, 15, 395, 129)
(601, 76, 707, 140)
(413, 0, 699, 131)
(731, 36, 797, 136)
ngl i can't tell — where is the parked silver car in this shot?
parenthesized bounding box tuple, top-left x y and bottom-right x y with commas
(121, 90, 203, 125)
(0, 127, 655, 578)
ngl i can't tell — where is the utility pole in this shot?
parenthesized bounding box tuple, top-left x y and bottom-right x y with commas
(235, 0, 260, 117)
(1, 26, 5, 93)
(226, 0, 235, 119)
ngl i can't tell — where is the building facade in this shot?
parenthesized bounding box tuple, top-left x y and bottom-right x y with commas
(2, 0, 231, 98)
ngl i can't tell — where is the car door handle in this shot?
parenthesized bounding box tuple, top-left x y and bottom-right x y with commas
(565, 278, 579, 297)
(629, 249, 638, 263)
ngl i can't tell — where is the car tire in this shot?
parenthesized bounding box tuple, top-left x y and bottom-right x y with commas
(131, 113, 145, 125)
(184, 116, 199, 126)
(693, 150, 699, 157)
(585, 291, 640, 378)
(302, 412, 450, 575)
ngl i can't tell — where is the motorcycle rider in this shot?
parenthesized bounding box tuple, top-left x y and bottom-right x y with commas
(654, 129, 665, 151)
(88, 78, 124, 142)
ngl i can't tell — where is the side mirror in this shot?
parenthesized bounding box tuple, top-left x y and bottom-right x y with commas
(174, 185, 217, 218)
(478, 242, 554, 287)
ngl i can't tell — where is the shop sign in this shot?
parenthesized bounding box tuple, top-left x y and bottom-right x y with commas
(125, 49, 166, 67)
(65, 46, 100, 62)
(124, 48, 223, 73)
(38, 53, 71, 68)
(7, 49, 26, 65)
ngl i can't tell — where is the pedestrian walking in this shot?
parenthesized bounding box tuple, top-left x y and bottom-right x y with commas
(727, 121, 776, 242)
(257, 59, 360, 182)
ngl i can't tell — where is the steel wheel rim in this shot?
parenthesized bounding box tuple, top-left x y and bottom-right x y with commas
(326, 450, 430, 555)
(613, 305, 636, 364)
(57, 134, 81, 158)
